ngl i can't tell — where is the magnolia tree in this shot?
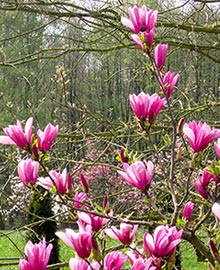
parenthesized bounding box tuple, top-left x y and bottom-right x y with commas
(1, 4, 220, 270)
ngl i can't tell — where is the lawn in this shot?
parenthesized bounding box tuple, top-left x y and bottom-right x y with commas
(0, 230, 208, 269)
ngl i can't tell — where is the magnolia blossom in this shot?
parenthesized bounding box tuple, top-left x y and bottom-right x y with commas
(154, 44, 168, 69)
(74, 192, 87, 208)
(103, 251, 127, 270)
(119, 149, 129, 163)
(160, 71, 179, 98)
(143, 225, 183, 258)
(69, 257, 100, 270)
(37, 123, 59, 151)
(214, 138, 220, 159)
(183, 201, 194, 221)
(183, 121, 220, 152)
(19, 239, 53, 270)
(127, 244, 143, 265)
(80, 173, 89, 193)
(193, 178, 209, 199)
(130, 257, 158, 270)
(77, 211, 109, 232)
(105, 223, 138, 245)
(121, 5, 158, 48)
(0, 117, 33, 150)
(212, 202, 220, 221)
(193, 169, 218, 199)
(37, 168, 72, 194)
(56, 221, 92, 258)
(129, 92, 166, 124)
(209, 240, 220, 261)
(118, 160, 154, 190)
(17, 158, 39, 185)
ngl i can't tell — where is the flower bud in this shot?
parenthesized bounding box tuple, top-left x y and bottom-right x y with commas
(80, 173, 89, 193)
(183, 201, 194, 221)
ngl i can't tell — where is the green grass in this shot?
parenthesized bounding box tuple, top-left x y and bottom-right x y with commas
(0, 230, 208, 270)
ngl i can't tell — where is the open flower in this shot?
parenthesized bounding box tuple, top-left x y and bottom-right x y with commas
(37, 123, 58, 151)
(212, 202, 220, 221)
(19, 239, 53, 270)
(69, 257, 100, 270)
(105, 223, 138, 245)
(74, 192, 87, 208)
(56, 221, 92, 259)
(37, 168, 72, 194)
(77, 211, 109, 232)
(121, 5, 158, 49)
(131, 257, 157, 270)
(0, 117, 33, 150)
(143, 225, 183, 258)
(129, 92, 166, 124)
(192, 168, 217, 199)
(160, 71, 179, 98)
(103, 251, 127, 270)
(18, 158, 39, 186)
(118, 160, 154, 191)
(183, 121, 220, 152)
(214, 138, 220, 159)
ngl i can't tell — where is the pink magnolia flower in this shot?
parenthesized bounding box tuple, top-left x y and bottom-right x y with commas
(80, 173, 89, 193)
(160, 71, 179, 98)
(119, 149, 129, 163)
(209, 240, 220, 261)
(193, 178, 209, 199)
(74, 192, 87, 208)
(0, 117, 33, 150)
(118, 160, 154, 190)
(121, 6, 158, 48)
(183, 201, 194, 221)
(17, 158, 39, 185)
(77, 211, 109, 232)
(69, 257, 100, 270)
(37, 123, 58, 151)
(183, 121, 220, 152)
(154, 44, 168, 70)
(193, 169, 218, 200)
(130, 257, 157, 270)
(131, 32, 155, 50)
(214, 138, 220, 159)
(143, 225, 183, 258)
(129, 92, 166, 123)
(148, 93, 166, 125)
(69, 258, 91, 270)
(127, 244, 143, 265)
(103, 251, 127, 270)
(37, 168, 72, 194)
(105, 223, 138, 245)
(212, 202, 220, 221)
(19, 239, 53, 270)
(56, 222, 92, 259)
(201, 169, 218, 186)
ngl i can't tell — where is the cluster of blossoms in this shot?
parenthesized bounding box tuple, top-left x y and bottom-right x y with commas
(19, 239, 53, 270)
(121, 6, 179, 127)
(19, 220, 183, 270)
(0, 117, 58, 155)
(122, 4, 220, 211)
